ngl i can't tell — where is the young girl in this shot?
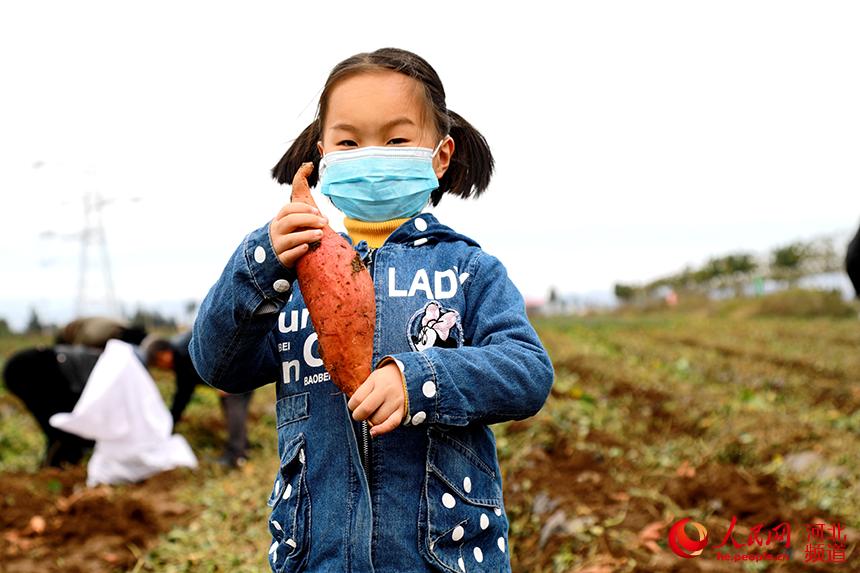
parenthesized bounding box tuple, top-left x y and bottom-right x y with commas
(190, 47, 553, 573)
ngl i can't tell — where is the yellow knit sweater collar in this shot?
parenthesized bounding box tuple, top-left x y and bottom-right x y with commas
(343, 217, 410, 249)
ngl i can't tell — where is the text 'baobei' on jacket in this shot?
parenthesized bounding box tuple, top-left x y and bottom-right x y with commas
(190, 213, 554, 573)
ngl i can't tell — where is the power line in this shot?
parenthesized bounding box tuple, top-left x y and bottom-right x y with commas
(33, 161, 140, 318)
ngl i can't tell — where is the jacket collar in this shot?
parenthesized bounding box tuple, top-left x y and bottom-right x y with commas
(342, 213, 480, 256)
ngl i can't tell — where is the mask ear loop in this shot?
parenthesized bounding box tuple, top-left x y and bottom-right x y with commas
(432, 135, 450, 158)
(317, 141, 329, 176)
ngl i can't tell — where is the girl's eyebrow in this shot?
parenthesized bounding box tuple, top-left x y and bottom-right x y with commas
(329, 117, 416, 132)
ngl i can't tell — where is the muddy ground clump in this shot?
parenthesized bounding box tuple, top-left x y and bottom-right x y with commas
(0, 467, 192, 573)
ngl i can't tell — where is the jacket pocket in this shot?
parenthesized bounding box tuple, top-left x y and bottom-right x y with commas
(419, 429, 510, 572)
(266, 433, 311, 573)
(276, 392, 310, 429)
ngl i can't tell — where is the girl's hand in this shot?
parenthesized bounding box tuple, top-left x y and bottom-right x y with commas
(269, 203, 329, 269)
(348, 363, 406, 437)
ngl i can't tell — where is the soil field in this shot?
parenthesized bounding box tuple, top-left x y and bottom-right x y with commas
(1, 307, 857, 572)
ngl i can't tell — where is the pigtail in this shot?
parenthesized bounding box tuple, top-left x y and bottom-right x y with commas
(271, 120, 322, 187)
(431, 110, 494, 206)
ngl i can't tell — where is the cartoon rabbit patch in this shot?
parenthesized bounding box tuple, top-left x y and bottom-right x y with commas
(407, 301, 463, 352)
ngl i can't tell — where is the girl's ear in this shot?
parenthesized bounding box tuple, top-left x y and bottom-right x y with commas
(317, 141, 325, 157)
(432, 136, 454, 179)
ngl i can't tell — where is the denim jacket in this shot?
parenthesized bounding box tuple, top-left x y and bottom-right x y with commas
(190, 213, 554, 573)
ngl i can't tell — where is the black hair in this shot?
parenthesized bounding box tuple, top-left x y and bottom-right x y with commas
(271, 47, 494, 206)
(118, 325, 148, 346)
(139, 335, 173, 368)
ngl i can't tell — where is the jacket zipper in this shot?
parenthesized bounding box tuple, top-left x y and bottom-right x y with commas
(360, 420, 371, 484)
(358, 247, 376, 487)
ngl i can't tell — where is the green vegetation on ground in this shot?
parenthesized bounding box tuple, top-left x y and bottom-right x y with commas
(1, 294, 857, 571)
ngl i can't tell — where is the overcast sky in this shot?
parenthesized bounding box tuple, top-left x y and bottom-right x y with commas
(1, 1, 858, 329)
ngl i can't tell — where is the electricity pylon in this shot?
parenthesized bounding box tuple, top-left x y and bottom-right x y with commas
(75, 190, 120, 317)
(35, 161, 133, 318)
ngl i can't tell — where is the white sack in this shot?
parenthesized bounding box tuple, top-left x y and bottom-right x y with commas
(50, 339, 197, 486)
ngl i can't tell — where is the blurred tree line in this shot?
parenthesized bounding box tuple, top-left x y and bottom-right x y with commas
(614, 237, 843, 303)
(128, 306, 177, 331)
(0, 306, 178, 337)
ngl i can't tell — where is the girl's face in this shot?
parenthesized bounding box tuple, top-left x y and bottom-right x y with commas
(317, 70, 454, 180)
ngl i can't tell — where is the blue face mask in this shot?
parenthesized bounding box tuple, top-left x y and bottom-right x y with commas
(318, 138, 447, 222)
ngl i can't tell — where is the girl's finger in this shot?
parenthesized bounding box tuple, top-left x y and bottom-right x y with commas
(274, 213, 328, 234)
(351, 387, 386, 422)
(275, 201, 319, 220)
(368, 395, 400, 427)
(370, 409, 403, 437)
(275, 243, 309, 268)
(273, 229, 324, 253)
(347, 379, 375, 411)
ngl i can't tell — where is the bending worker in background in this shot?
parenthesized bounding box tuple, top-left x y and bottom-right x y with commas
(847, 223, 860, 298)
(141, 331, 255, 467)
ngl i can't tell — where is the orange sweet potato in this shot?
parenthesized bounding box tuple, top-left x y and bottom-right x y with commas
(290, 162, 375, 396)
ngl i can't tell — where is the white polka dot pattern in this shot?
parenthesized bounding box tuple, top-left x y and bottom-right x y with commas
(463, 476, 472, 493)
(452, 525, 464, 541)
(393, 358, 405, 372)
(286, 538, 297, 549)
(272, 520, 282, 531)
(442, 493, 456, 509)
(273, 279, 290, 293)
(299, 449, 305, 464)
(473, 547, 483, 563)
(283, 483, 292, 500)
(414, 217, 428, 231)
(269, 541, 278, 555)
(414, 237, 429, 247)
(254, 246, 266, 264)
(458, 557, 465, 572)
(422, 381, 436, 398)
(498, 537, 506, 552)
(494, 507, 502, 516)
(411, 411, 426, 425)
(480, 513, 489, 530)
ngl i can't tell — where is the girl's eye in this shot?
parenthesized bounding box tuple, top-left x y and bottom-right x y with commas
(336, 140, 358, 147)
(387, 138, 408, 145)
